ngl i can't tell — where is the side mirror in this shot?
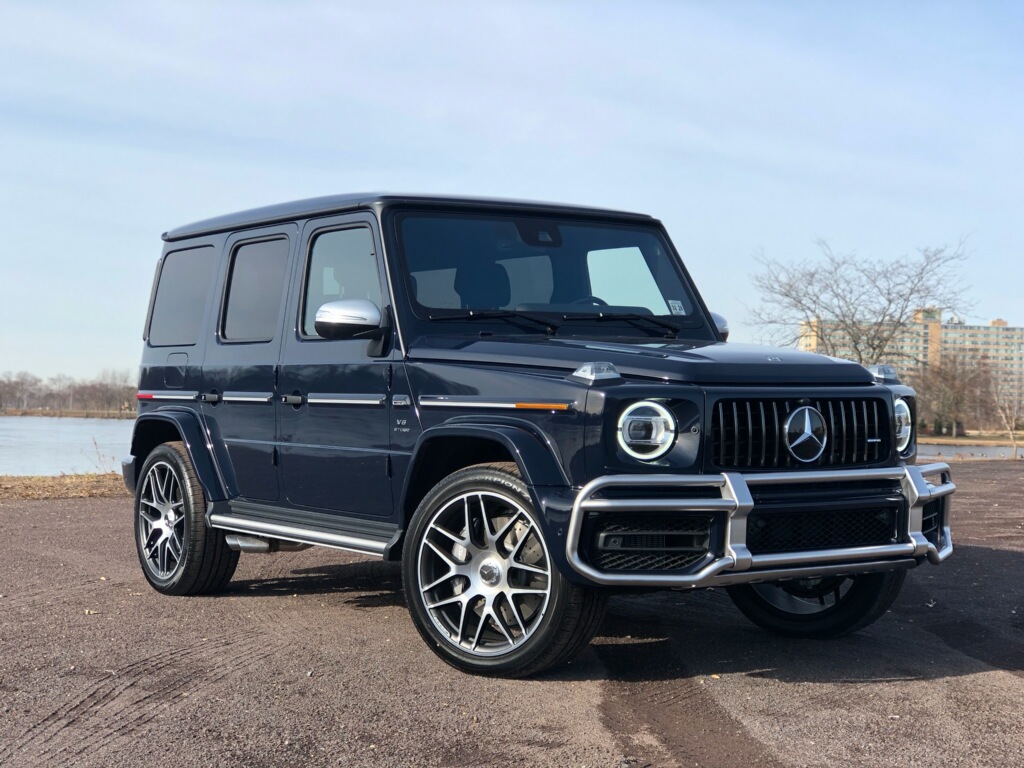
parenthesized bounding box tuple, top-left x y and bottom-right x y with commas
(314, 299, 382, 340)
(711, 311, 729, 341)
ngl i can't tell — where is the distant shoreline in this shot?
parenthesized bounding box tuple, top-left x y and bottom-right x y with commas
(917, 435, 1018, 447)
(1, 409, 134, 420)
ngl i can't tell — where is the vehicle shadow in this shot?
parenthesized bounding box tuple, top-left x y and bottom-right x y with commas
(559, 542, 1024, 684)
(223, 559, 406, 609)
(217, 543, 1022, 684)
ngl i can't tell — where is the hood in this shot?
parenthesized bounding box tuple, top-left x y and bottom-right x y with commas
(407, 336, 874, 386)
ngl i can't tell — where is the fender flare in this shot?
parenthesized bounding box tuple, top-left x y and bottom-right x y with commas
(412, 417, 568, 478)
(129, 409, 230, 501)
(392, 419, 578, 568)
(399, 420, 571, 515)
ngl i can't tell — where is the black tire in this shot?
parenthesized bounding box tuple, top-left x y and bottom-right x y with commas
(402, 462, 606, 678)
(726, 569, 906, 639)
(134, 441, 239, 596)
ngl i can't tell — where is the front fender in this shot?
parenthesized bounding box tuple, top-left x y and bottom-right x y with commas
(397, 419, 567, 523)
(397, 422, 598, 582)
(408, 420, 570, 489)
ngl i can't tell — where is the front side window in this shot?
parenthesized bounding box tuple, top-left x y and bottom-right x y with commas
(148, 246, 215, 346)
(302, 227, 381, 337)
(397, 212, 699, 324)
(222, 238, 290, 342)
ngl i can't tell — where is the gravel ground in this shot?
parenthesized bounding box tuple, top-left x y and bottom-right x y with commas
(0, 462, 1021, 767)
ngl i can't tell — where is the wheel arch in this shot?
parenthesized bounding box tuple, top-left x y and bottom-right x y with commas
(129, 409, 229, 502)
(390, 422, 570, 560)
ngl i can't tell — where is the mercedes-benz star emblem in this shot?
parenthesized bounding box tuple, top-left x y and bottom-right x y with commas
(783, 406, 828, 463)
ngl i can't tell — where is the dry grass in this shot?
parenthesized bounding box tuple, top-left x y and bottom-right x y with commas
(0, 473, 130, 500)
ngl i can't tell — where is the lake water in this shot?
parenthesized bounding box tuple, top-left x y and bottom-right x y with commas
(0, 416, 135, 476)
(917, 441, 1022, 460)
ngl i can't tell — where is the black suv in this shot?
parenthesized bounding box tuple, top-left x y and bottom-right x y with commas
(124, 194, 955, 677)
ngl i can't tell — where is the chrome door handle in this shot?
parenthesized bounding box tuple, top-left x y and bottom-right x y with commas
(280, 394, 305, 406)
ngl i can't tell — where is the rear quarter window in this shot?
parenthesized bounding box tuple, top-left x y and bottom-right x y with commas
(222, 238, 291, 342)
(148, 246, 215, 346)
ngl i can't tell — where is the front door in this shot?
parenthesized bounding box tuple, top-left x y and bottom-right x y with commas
(277, 213, 394, 517)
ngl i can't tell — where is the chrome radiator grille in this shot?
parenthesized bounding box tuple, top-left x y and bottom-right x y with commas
(708, 397, 890, 470)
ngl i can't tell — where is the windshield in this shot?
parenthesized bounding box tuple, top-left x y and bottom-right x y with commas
(395, 211, 704, 332)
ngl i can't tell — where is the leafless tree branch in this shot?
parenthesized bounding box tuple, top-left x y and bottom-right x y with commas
(749, 239, 970, 366)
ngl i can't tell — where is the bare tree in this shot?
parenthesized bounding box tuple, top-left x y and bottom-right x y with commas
(48, 374, 75, 414)
(989, 368, 1023, 458)
(12, 372, 41, 410)
(750, 239, 968, 365)
(912, 354, 990, 437)
(0, 369, 136, 416)
(0, 372, 14, 409)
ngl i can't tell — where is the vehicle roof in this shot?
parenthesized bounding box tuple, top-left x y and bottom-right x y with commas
(162, 193, 655, 241)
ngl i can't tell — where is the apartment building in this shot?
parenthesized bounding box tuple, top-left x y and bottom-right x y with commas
(799, 309, 1024, 402)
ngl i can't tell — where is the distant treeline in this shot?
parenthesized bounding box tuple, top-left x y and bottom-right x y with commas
(0, 370, 136, 417)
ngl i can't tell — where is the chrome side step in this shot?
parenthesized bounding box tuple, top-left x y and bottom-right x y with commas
(224, 533, 312, 553)
(209, 513, 388, 558)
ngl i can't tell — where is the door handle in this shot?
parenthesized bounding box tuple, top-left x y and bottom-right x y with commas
(200, 392, 221, 404)
(280, 394, 305, 406)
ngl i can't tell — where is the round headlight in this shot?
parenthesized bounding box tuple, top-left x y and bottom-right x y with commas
(894, 397, 913, 453)
(617, 401, 676, 460)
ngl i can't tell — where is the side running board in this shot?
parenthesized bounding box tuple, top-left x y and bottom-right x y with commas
(208, 513, 389, 558)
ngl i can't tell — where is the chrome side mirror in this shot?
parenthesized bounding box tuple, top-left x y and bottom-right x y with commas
(711, 311, 729, 341)
(314, 299, 382, 340)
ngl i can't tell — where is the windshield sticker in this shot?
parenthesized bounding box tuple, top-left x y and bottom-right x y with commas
(668, 300, 686, 315)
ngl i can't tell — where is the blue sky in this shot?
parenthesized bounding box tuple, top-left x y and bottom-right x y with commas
(2, 1, 1022, 379)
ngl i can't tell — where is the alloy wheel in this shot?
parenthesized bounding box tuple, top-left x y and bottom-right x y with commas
(417, 490, 551, 657)
(137, 460, 186, 579)
(751, 576, 853, 615)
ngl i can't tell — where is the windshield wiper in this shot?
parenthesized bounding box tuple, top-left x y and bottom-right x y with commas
(559, 312, 681, 339)
(428, 310, 559, 335)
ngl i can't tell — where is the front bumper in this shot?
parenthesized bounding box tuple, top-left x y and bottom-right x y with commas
(565, 462, 954, 588)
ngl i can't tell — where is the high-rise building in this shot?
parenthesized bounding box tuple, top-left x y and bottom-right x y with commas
(798, 309, 1024, 404)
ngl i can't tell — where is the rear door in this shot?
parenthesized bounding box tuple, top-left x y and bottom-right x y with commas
(200, 226, 295, 501)
(277, 213, 394, 517)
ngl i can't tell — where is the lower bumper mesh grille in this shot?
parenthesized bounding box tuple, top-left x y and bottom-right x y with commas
(747, 508, 899, 554)
(589, 515, 713, 572)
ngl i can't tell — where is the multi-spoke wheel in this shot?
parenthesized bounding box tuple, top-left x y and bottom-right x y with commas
(138, 459, 187, 579)
(419, 488, 552, 655)
(133, 442, 238, 595)
(402, 463, 607, 677)
(726, 569, 907, 638)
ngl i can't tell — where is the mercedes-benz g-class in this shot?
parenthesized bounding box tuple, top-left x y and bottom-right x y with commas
(124, 194, 954, 677)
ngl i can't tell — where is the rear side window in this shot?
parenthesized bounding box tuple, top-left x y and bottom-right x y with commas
(148, 246, 215, 346)
(222, 238, 290, 342)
